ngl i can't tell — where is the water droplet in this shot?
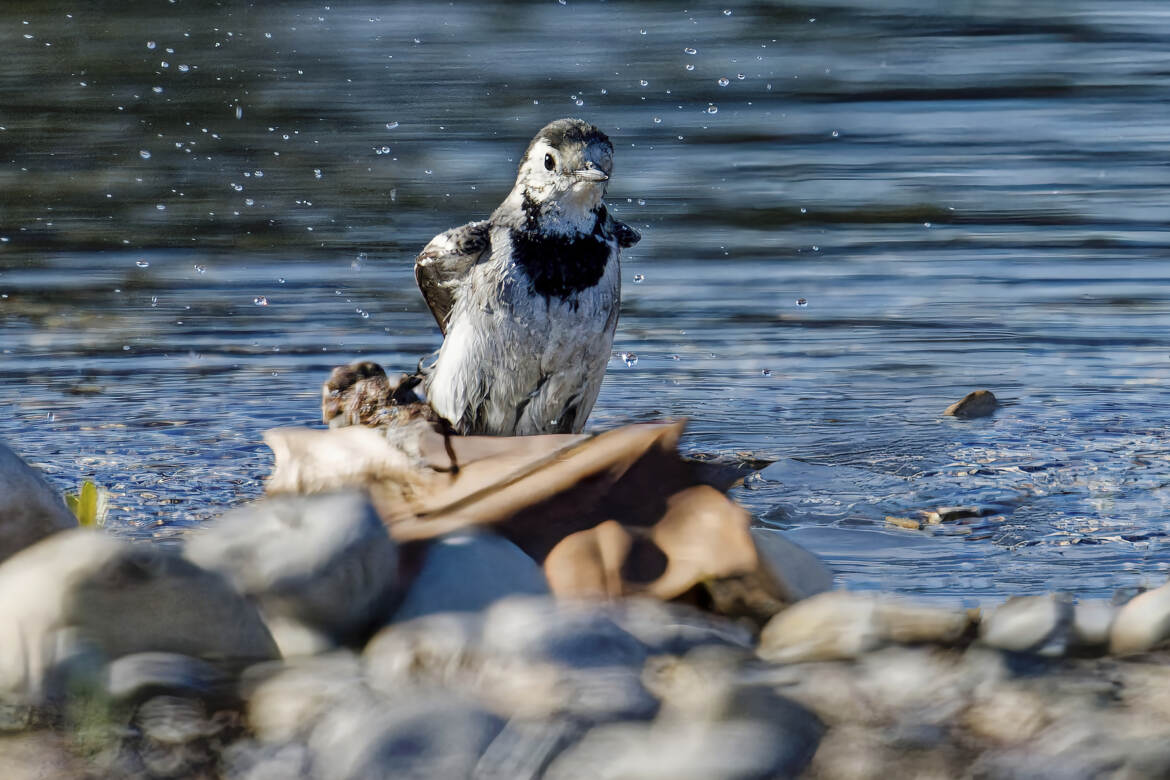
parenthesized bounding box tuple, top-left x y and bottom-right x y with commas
(639, 79, 648, 87)
(706, 105, 718, 114)
(313, 169, 323, 179)
(152, 86, 163, 94)
(684, 47, 697, 55)
(685, 64, 695, 71)
(356, 308, 370, 319)
(277, 277, 286, 284)
(737, 73, 745, 80)
(723, 8, 732, 15)
(800, 207, 807, 214)
(177, 63, 189, 72)
(193, 264, 206, 274)
(574, 99, 583, 106)
(244, 198, 254, 206)
(762, 369, 773, 377)
(924, 221, 932, 228)
(146, 41, 156, 49)
(718, 77, 729, 87)
(155, 203, 166, 210)
(796, 298, 808, 307)
(139, 150, 151, 159)
(653, 116, 662, 124)
(621, 352, 638, 367)
(253, 170, 263, 177)
(385, 121, 399, 130)
(150, 295, 158, 307)
(812, 245, 819, 252)
(633, 273, 645, 283)
(253, 296, 268, 306)
(639, 28, 647, 35)
(374, 145, 390, 155)
(235, 106, 243, 119)
(352, 252, 366, 271)
(831, 130, 839, 138)
(135, 259, 149, 268)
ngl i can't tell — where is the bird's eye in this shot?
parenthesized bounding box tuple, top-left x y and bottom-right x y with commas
(543, 153, 556, 171)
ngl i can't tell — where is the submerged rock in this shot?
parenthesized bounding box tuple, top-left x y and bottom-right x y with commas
(185, 490, 398, 649)
(943, 389, 998, 419)
(0, 439, 76, 565)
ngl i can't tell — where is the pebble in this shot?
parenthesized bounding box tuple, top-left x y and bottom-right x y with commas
(1110, 580, 1170, 654)
(758, 591, 973, 663)
(943, 389, 998, 419)
(979, 593, 1073, 656)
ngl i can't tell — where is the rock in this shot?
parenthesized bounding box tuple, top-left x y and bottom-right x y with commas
(106, 652, 235, 709)
(1109, 580, 1170, 654)
(0, 529, 278, 708)
(473, 718, 585, 780)
(1071, 599, 1117, 651)
(943, 389, 998, 419)
(244, 653, 368, 744)
(185, 490, 398, 647)
(0, 439, 76, 564)
(308, 692, 505, 780)
(390, 532, 548, 622)
(747, 527, 833, 603)
(546, 684, 822, 780)
(482, 597, 648, 670)
(758, 591, 973, 664)
(980, 593, 1073, 655)
(605, 598, 754, 657)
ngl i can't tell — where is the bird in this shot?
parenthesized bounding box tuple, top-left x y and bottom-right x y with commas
(414, 118, 640, 436)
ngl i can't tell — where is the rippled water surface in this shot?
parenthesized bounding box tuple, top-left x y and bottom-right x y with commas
(3, 0, 1169, 604)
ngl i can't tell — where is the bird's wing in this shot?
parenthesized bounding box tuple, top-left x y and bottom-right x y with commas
(613, 219, 640, 249)
(414, 220, 491, 335)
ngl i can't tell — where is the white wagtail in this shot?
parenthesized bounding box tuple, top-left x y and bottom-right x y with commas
(415, 118, 640, 436)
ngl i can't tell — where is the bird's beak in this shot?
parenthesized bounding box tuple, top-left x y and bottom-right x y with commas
(573, 166, 609, 183)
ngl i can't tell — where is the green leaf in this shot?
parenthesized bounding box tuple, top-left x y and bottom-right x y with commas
(66, 480, 109, 528)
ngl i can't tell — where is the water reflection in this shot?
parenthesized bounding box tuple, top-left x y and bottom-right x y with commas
(2, 0, 1170, 602)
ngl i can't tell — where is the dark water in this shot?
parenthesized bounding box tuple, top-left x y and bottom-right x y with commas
(3, 0, 1170, 605)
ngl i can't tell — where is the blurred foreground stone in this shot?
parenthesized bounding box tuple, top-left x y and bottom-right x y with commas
(0, 439, 77, 564)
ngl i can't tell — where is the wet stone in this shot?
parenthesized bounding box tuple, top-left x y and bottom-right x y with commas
(943, 389, 998, 419)
(1109, 579, 1170, 655)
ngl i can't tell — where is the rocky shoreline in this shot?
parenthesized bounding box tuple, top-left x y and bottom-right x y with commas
(4, 422, 1170, 779)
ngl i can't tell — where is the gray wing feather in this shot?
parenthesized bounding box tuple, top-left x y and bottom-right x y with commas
(414, 220, 491, 335)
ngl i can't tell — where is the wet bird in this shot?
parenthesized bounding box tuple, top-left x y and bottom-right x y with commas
(415, 118, 639, 435)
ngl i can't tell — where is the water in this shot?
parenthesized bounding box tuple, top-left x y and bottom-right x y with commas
(2, 0, 1170, 604)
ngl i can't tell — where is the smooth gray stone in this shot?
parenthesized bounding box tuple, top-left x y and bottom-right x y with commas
(751, 527, 834, 602)
(107, 652, 234, 708)
(546, 688, 823, 780)
(482, 597, 647, 669)
(980, 593, 1074, 656)
(606, 598, 754, 657)
(390, 532, 548, 623)
(0, 439, 76, 565)
(244, 653, 368, 744)
(0, 529, 278, 708)
(308, 692, 505, 780)
(186, 490, 398, 646)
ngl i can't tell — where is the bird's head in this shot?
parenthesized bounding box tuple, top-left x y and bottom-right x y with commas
(512, 118, 614, 231)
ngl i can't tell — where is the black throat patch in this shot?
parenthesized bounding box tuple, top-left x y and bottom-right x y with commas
(510, 198, 610, 300)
